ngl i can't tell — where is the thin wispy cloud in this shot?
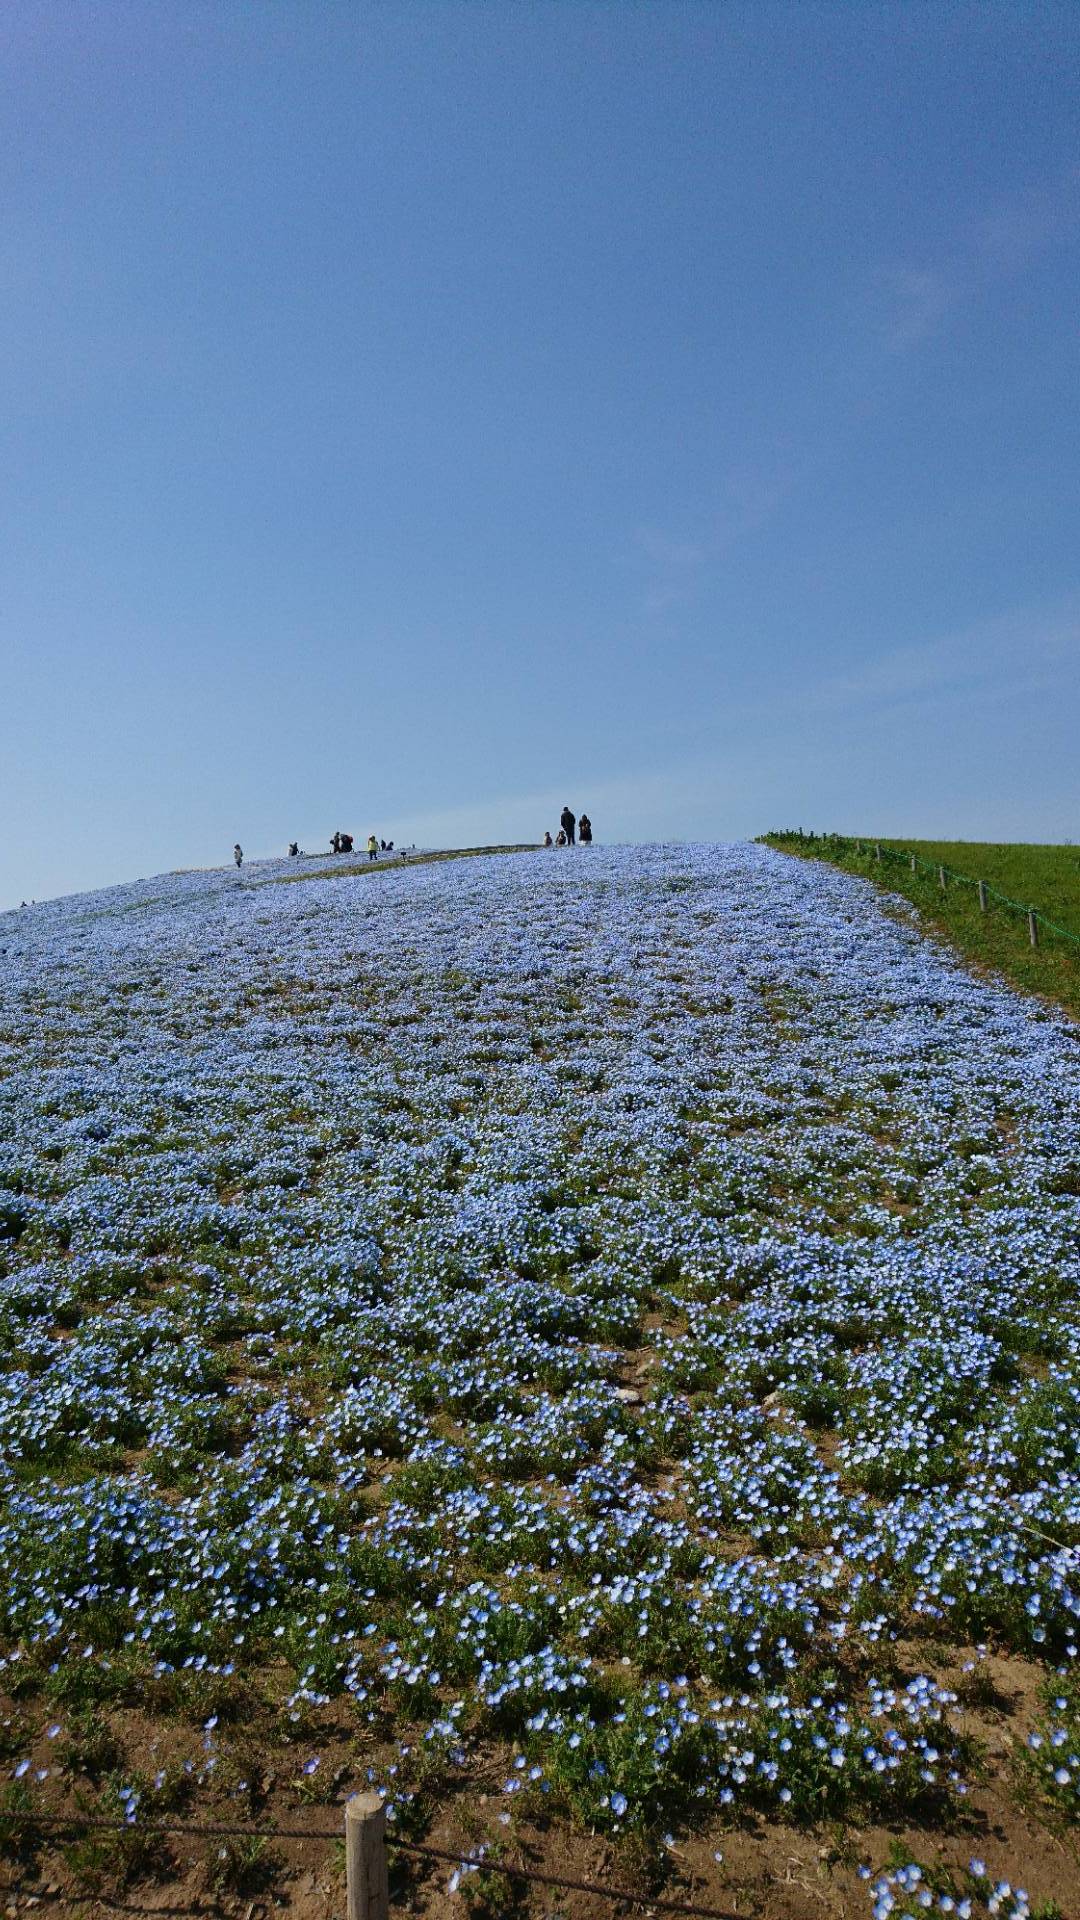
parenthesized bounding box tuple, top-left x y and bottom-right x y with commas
(870, 263, 956, 352)
(632, 461, 795, 613)
(634, 527, 708, 572)
(636, 465, 794, 567)
(976, 165, 1080, 271)
(869, 165, 1080, 354)
(810, 595, 1080, 712)
(711, 465, 794, 548)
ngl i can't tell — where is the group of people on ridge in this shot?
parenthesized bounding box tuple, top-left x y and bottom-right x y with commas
(543, 806, 593, 849)
(235, 819, 592, 870)
(233, 835, 409, 868)
(288, 834, 405, 860)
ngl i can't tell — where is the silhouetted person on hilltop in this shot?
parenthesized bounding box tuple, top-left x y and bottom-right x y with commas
(579, 813, 593, 844)
(233, 844, 243, 868)
(543, 831, 553, 847)
(288, 842, 299, 857)
(560, 806, 576, 846)
(339, 832, 354, 853)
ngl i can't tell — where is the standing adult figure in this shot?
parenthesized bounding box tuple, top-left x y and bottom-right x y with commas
(233, 844, 243, 868)
(579, 814, 593, 844)
(559, 805, 576, 846)
(367, 834, 379, 861)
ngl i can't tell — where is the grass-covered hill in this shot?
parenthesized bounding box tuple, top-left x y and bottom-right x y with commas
(762, 836, 1080, 1022)
(0, 846, 1078, 1918)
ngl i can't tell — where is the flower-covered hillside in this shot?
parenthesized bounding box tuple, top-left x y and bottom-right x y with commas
(0, 844, 1078, 1908)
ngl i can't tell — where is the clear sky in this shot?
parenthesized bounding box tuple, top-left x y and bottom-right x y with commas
(2, 1, 1078, 906)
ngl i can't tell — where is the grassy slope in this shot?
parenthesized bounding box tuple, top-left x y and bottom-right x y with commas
(760, 837, 1080, 1022)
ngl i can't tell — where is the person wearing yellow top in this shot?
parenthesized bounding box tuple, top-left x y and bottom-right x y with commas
(367, 835, 379, 862)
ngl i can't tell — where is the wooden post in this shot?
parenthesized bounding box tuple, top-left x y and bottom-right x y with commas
(910, 854, 916, 873)
(346, 1792, 389, 1920)
(938, 865, 946, 889)
(1029, 910, 1039, 948)
(978, 880, 988, 912)
(874, 843, 882, 862)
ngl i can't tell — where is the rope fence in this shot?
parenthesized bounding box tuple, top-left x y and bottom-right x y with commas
(763, 831, 1080, 953)
(0, 1800, 754, 1920)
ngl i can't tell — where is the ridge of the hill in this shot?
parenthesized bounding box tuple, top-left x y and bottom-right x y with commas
(0, 842, 543, 924)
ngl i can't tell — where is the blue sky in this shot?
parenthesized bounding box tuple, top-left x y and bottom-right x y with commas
(3, 1, 1078, 906)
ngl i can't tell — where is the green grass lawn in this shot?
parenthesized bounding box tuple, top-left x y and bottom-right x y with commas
(760, 834, 1080, 1021)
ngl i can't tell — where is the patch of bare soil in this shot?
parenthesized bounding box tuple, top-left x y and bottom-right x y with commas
(2, 1658, 1076, 1920)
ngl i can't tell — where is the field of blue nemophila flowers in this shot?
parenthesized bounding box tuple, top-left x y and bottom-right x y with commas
(1, 844, 1079, 1908)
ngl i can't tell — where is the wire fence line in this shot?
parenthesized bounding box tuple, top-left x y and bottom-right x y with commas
(0, 1808, 338, 1841)
(0, 1804, 759, 1920)
(763, 831, 1080, 952)
(389, 1836, 744, 1919)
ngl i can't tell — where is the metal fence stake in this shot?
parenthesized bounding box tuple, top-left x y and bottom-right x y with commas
(346, 1792, 389, 1920)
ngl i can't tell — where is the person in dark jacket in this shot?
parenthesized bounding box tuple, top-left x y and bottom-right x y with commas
(560, 806, 576, 846)
(233, 844, 243, 868)
(579, 814, 593, 844)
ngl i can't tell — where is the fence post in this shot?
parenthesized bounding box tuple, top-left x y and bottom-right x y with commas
(874, 843, 882, 862)
(978, 880, 988, 912)
(1029, 910, 1039, 948)
(910, 854, 916, 873)
(346, 1792, 389, 1920)
(938, 865, 946, 889)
